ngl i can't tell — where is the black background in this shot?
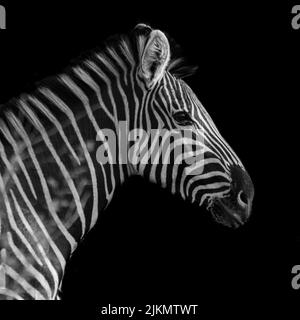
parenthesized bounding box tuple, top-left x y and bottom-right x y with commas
(0, 1, 294, 316)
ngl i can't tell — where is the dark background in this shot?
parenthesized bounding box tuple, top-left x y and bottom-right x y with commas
(0, 0, 294, 316)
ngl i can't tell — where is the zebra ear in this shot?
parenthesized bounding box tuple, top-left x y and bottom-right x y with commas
(140, 30, 170, 89)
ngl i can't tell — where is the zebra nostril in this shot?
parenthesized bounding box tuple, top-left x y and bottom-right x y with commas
(237, 190, 248, 208)
(230, 165, 254, 210)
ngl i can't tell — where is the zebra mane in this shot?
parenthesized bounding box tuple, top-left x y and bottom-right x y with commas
(1, 28, 197, 111)
(60, 29, 198, 80)
(167, 58, 198, 79)
(164, 31, 198, 79)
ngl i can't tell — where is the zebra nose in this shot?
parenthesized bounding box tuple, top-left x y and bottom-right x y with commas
(230, 165, 254, 215)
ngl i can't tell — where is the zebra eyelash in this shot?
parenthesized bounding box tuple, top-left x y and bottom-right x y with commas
(172, 110, 194, 126)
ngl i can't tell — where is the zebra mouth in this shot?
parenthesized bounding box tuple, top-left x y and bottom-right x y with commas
(208, 197, 244, 229)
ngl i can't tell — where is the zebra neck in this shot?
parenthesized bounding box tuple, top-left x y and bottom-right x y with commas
(0, 43, 140, 299)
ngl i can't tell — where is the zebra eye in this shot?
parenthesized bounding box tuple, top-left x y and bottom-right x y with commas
(173, 111, 194, 126)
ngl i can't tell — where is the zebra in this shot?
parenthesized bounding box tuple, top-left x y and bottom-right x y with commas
(0, 23, 254, 300)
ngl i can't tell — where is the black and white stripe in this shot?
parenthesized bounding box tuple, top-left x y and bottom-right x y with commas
(0, 24, 252, 299)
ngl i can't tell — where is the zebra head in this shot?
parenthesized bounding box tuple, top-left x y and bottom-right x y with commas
(128, 24, 254, 228)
